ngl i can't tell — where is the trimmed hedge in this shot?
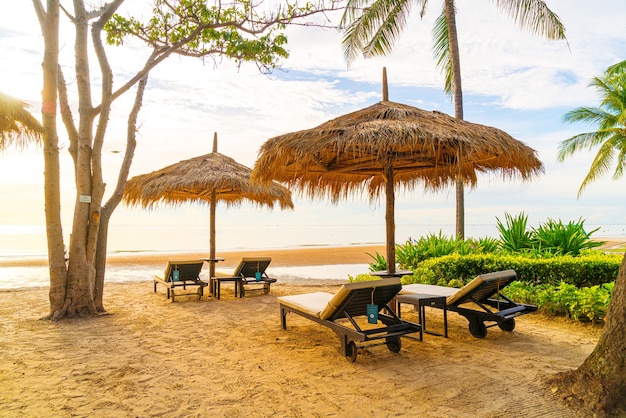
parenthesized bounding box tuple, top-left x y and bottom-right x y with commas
(406, 252, 622, 287)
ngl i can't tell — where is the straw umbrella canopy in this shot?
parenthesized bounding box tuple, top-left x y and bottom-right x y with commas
(124, 133, 294, 279)
(252, 72, 543, 274)
(0, 91, 43, 151)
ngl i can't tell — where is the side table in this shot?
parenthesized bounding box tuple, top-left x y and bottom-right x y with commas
(395, 293, 448, 340)
(213, 277, 243, 300)
(201, 257, 226, 296)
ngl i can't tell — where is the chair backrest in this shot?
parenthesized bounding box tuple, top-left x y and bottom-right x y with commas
(320, 278, 402, 321)
(233, 257, 272, 278)
(446, 269, 517, 306)
(164, 260, 204, 282)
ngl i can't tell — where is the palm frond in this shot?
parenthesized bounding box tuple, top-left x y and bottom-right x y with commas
(563, 107, 617, 128)
(493, 0, 567, 41)
(363, 1, 413, 57)
(577, 140, 617, 196)
(341, 0, 413, 63)
(432, 7, 452, 96)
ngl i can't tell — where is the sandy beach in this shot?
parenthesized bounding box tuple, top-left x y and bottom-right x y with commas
(0, 244, 608, 417)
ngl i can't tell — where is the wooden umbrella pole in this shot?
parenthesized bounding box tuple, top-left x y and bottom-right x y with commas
(382, 67, 389, 101)
(209, 189, 217, 281)
(209, 132, 218, 291)
(384, 159, 395, 274)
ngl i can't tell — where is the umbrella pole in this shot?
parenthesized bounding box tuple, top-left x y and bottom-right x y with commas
(209, 189, 217, 292)
(384, 160, 396, 274)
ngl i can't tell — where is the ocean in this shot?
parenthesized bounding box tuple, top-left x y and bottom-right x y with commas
(2, 222, 625, 290)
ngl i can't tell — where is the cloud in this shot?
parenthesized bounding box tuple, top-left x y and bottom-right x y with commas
(1, 0, 625, 255)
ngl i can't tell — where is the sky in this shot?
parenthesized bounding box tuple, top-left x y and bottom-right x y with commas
(1, 0, 625, 256)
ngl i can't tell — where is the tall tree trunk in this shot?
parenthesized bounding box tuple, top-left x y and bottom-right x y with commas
(548, 254, 626, 416)
(93, 76, 146, 311)
(36, 0, 68, 320)
(444, 0, 465, 239)
(61, 1, 99, 316)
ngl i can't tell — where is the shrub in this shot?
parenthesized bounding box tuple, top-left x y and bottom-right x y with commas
(503, 280, 614, 322)
(403, 253, 621, 287)
(366, 251, 387, 272)
(348, 273, 380, 282)
(496, 212, 534, 252)
(532, 217, 603, 256)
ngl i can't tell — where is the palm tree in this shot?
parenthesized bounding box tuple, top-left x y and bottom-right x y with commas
(0, 91, 43, 151)
(341, 0, 566, 238)
(550, 63, 626, 415)
(557, 60, 626, 195)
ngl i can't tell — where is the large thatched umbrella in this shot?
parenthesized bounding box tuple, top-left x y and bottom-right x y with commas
(124, 133, 294, 281)
(0, 91, 43, 151)
(252, 71, 543, 274)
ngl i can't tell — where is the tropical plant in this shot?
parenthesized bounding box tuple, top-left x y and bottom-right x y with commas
(473, 236, 500, 253)
(557, 60, 626, 196)
(340, 0, 566, 239)
(366, 251, 387, 272)
(503, 280, 614, 322)
(533, 218, 603, 256)
(496, 212, 534, 252)
(550, 61, 626, 412)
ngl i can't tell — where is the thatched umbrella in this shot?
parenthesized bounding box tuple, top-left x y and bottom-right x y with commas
(252, 69, 543, 274)
(124, 132, 294, 281)
(0, 91, 43, 151)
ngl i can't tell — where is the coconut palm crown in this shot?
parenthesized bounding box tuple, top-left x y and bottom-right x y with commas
(557, 60, 626, 197)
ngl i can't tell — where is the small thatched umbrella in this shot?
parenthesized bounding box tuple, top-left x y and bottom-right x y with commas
(124, 132, 294, 282)
(252, 69, 543, 274)
(0, 91, 43, 151)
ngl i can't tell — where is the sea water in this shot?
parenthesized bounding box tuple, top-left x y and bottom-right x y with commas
(2, 222, 625, 290)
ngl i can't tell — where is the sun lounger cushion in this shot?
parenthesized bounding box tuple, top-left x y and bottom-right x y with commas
(279, 278, 402, 321)
(277, 292, 334, 318)
(400, 270, 518, 306)
(400, 283, 458, 298)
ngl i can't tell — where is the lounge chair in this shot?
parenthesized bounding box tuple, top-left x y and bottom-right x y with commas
(153, 260, 208, 302)
(278, 278, 421, 362)
(399, 269, 537, 338)
(213, 257, 276, 299)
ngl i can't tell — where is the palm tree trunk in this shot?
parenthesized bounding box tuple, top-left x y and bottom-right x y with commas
(444, 0, 465, 240)
(548, 254, 626, 415)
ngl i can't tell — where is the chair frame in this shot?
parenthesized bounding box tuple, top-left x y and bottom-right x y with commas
(154, 260, 207, 302)
(401, 270, 537, 338)
(279, 279, 421, 362)
(213, 257, 276, 299)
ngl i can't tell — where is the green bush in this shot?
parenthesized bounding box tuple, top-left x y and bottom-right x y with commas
(502, 280, 614, 322)
(533, 217, 603, 256)
(495, 212, 604, 256)
(395, 232, 499, 271)
(366, 251, 387, 272)
(496, 212, 534, 252)
(348, 273, 380, 282)
(404, 253, 621, 287)
(391, 216, 619, 323)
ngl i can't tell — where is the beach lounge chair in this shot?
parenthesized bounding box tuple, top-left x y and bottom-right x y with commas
(213, 257, 276, 299)
(278, 278, 421, 362)
(153, 260, 207, 302)
(399, 269, 537, 338)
